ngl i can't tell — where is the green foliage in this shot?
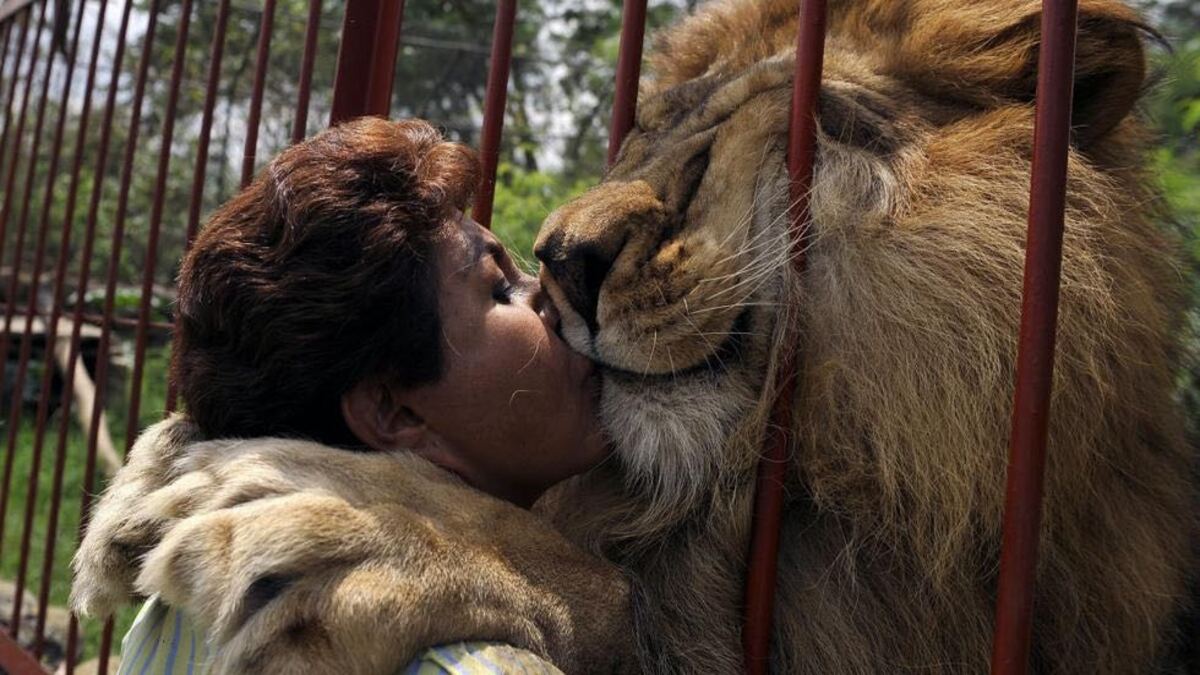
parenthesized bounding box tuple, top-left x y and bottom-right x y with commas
(1147, 33, 1200, 200)
(490, 162, 594, 271)
(1138, 3, 1200, 427)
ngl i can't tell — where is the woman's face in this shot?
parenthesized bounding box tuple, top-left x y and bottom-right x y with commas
(404, 213, 608, 505)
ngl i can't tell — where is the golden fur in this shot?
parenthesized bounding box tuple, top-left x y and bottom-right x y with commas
(72, 1, 1196, 673)
(533, 0, 1196, 672)
(72, 417, 636, 674)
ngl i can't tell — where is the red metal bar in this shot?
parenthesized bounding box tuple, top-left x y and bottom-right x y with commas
(0, 629, 45, 675)
(742, 1, 826, 672)
(125, 0, 192, 458)
(329, 0, 404, 125)
(166, 0, 230, 412)
(0, 8, 31, 171)
(470, 0, 516, 230)
(6, 0, 86, 640)
(184, 0, 229, 247)
(607, 0, 646, 167)
(990, 2, 1079, 673)
(0, 2, 46, 331)
(0, 0, 53, 565)
(60, 6, 135, 672)
(291, 0, 321, 143)
(240, 0, 276, 187)
(67, 1, 162, 671)
(0, 5, 50, 313)
(0, 21, 12, 101)
(33, 0, 110, 654)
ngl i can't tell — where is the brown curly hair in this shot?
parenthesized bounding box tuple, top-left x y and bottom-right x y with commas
(172, 117, 479, 444)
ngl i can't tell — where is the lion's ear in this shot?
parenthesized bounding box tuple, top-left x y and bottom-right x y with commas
(884, 0, 1148, 145)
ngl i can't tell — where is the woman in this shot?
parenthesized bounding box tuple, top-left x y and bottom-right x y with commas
(72, 118, 635, 674)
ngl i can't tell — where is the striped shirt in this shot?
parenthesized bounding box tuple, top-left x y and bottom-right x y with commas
(119, 597, 563, 674)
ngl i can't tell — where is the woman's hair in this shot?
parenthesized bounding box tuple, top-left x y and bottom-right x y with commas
(172, 117, 479, 444)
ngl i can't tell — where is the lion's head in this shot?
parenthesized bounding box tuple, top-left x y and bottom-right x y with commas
(537, 5, 1193, 659)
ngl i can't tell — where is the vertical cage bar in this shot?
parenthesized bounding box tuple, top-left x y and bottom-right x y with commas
(0, 0, 53, 562)
(291, 0, 321, 143)
(61, 1, 135, 667)
(34, 0, 110, 654)
(0, 2, 52, 353)
(990, 1, 1079, 673)
(7, 0, 86, 639)
(742, 1, 826, 673)
(184, 0, 229, 249)
(240, 0, 276, 187)
(329, 0, 404, 125)
(0, 634, 46, 675)
(68, 0, 162, 670)
(606, 0, 646, 167)
(166, 0, 230, 413)
(470, 0, 516, 230)
(0, 21, 12, 102)
(0, 1, 46, 337)
(125, 0, 192, 454)
(0, 8, 31, 173)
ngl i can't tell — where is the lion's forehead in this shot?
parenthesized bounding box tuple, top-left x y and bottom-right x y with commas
(619, 44, 926, 188)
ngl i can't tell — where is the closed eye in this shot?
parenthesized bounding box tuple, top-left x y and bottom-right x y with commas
(493, 279, 514, 304)
(818, 88, 899, 155)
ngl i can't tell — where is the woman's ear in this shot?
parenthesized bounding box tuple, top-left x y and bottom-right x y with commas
(340, 381, 474, 480)
(340, 380, 428, 452)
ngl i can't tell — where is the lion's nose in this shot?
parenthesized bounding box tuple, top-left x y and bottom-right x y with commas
(535, 233, 617, 335)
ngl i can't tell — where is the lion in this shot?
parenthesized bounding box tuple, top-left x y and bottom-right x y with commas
(536, 0, 1196, 671)
(73, 0, 1196, 673)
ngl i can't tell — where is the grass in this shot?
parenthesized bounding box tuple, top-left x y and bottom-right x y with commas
(0, 342, 171, 665)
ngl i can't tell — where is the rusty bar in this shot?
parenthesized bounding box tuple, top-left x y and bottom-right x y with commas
(240, 0, 276, 187)
(0, 631, 45, 675)
(363, 0, 403, 115)
(166, 0, 230, 412)
(0, 0, 53, 567)
(0, 8, 31, 171)
(60, 0, 131, 658)
(34, 0, 110, 655)
(68, 0, 160, 670)
(0, 2, 51, 342)
(59, 1, 133, 669)
(0, 21, 11, 101)
(291, 0, 320, 143)
(0, 2, 46, 339)
(125, 0, 192, 455)
(184, 0, 229, 246)
(470, 0, 516, 230)
(329, 0, 404, 125)
(7, 0, 86, 640)
(990, 2, 1079, 673)
(606, 0, 646, 166)
(742, 1, 826, 672)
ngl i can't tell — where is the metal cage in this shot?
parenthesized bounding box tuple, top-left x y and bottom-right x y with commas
(0, 0, 1081, 672)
